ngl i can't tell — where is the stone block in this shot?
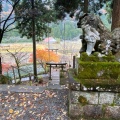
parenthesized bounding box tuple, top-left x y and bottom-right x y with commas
(69, 83, 81, 91)
(69, 104, 83, 118)
(83, 105, 103, 119)
(79, 92, 98, 104)
(70, 91, 80, 103)
(99, 92, 114, 104)
(104, 106, 120, 119)
(114, 93, 120, 105)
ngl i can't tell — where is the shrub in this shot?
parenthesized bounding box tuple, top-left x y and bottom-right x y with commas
(0, 75, 12, 84)
(38, 76, 43, 83)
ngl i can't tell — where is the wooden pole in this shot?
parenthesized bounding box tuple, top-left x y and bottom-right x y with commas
(12, 66, 16, 84)
(29, 73, 32, 86)
(73, 56, 76, 68)
(49, 65, 52, 80)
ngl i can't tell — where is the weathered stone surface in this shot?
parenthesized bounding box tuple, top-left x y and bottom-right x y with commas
(71, 91, 98, 104)
(112, 28, 120, 53)
(71, 91, 80, 103)
(78, 13, 112, 55)
(115, 51, 120, 62)
(79, 92, 98, 104)
(83, 105, 103, 118)
(114, 93, 120, 105)
(69, 104, 83, 117)
(104, 106, 120, 119)
(69, 83, 81, 91)
(99, 92, 114, 104)
(69, 91, 120, 119)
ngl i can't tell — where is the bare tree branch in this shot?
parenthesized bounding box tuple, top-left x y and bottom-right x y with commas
(0, 17, 15, 24)
(6, 0, 13, 6)
(2, 0, 19, 30)
(4, 27, 16, 33)
(4, 20, 15, 31)
(0, 0, 20, 43)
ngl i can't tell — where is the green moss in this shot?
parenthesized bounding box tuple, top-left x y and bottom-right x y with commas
(110, 102, 115, 106)
(38, 76, 43, 83)
(80, 52, 116, 62)
(76, 78, 120, 89)
(102, 104, 107, 112)
(60, 72, 65, 78)
(78, 62, 120, 79)
(74, 53, 120, 90)
(70, 67, 120, 89)
(78, 96, 88, 106)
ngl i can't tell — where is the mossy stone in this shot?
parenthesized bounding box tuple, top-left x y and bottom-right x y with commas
(78, 96, 88, 106)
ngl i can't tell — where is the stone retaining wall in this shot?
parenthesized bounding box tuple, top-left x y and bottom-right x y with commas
(69, 91, 120, 119)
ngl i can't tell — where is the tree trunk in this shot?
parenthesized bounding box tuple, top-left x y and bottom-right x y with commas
(112, 0, 120, 31)
(17, 66, 21, 83)
(0, 57, 2, 75)
(31, 0, 37, 81)
(79, 0, 89, 54)
(0, 40, 2, 74)
(100, 0, 103, 8)
(0, 27, 4, 75)
(0, 6, 3, 74)
(84, 0, 89, 13)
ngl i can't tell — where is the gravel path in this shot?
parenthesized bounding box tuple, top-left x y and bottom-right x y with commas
(0, 89, 70, 120)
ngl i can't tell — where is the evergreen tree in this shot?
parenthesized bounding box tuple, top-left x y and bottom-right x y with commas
(54, 0, 109, 20)
(15, 0, 57, 41)
(54, 0, 120, 31)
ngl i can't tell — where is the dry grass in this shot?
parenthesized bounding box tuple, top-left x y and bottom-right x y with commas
(0, 43, 46, 53)
(0, 41, 82, 64)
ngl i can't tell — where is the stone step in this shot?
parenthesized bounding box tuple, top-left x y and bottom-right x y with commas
(51, 76, 60, 78)
(51, 77, 60, 80)
(51, 76, 60, 77)
(51, 78, 59, 79)
(52, 80, 60, 82)
(51, 74, 60, 76)
(51, 79, 59, 81)
(52, 79, 60, 81)
(51, 79, 60, 81)
(51, 80, 59, 82)
(51, 81, 59, 84)
(47, 83, 62, 89)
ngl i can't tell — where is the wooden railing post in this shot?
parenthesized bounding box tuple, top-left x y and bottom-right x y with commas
(12, 66, 16, 84)
(73, 56, 76, 68)
(29, 73, 32, 86)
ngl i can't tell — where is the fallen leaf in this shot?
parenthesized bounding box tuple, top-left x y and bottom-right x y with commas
(15, 110, 19, 115)
(9, 109, 14, 114)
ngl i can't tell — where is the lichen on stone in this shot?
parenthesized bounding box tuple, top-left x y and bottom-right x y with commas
(78, 96, 88, 106)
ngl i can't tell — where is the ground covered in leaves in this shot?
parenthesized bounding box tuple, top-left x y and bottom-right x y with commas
(0, 89, 69, 120)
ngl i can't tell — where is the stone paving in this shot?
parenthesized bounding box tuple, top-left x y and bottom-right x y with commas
(0, 69, 70, 120)
(0, 89, 70, 120)
(0, 85, 46, 93)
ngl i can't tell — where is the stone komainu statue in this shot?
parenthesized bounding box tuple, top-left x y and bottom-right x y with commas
(77, 13, 119, 55)
(81, 24, 100, 55)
